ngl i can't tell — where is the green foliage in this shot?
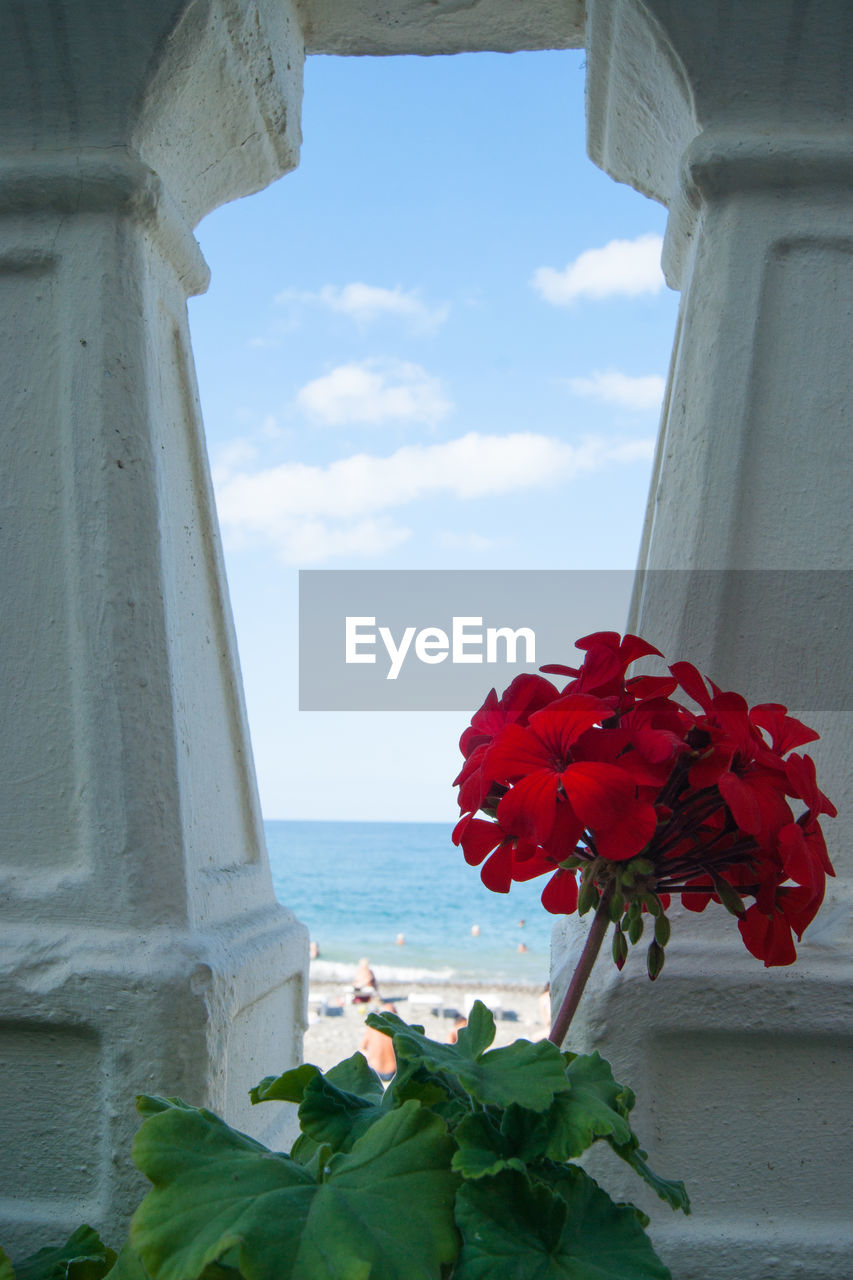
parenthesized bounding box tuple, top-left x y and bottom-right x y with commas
(2, 1227, 115, 1280)
(3, 1004, 687, 1280)
(127, 1096, 457, 1280)
(453, 1167, 673, 1280)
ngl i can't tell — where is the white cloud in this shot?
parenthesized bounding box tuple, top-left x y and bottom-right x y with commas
(296, 359, 452, 427)
(568, 369, 666, 412)
(276, 283, 449, 332)
(280, 518, 411, 563)
(213, 431, 655, 564)
(532, 233, 665, 305)
(213, 438, 259, 471)
(436, 531, 499, 552)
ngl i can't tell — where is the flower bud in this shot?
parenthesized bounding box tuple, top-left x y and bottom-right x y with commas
(642, 891, 663, 918)
(612, 927, 628, 970)
(632, 858, 655, 876)
(654, 914, 671, 947)
(608, 891, 625, 923)
(710, 871, 747, 918)
(577, 877, 600, 917)
(628, 914, 644, 945)
(647, 940, 666, 981)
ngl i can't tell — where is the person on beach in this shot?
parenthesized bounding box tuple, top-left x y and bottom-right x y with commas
(539, 983, 551, 1027)
(351, 956, 378, 1003)
(360, 1004, 397, 1081)
(447, 1015, 467, 1044)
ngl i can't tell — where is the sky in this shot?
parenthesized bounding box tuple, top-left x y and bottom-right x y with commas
(188, 49, 680, 823)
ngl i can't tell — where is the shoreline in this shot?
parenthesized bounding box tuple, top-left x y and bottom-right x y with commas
(302, 976, 551, 1072)
(309, 959, 548, 994)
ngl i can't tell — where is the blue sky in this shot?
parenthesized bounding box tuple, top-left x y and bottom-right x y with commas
(188, 49, 679, 822)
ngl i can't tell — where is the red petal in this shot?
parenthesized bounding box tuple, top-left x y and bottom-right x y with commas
(453, 741, 486, 788)
(561, 762, 658, 860)
(616, 633, 663, 665)
(452, 815, 503, 867)
(777, 823, 822, 890)
(511, 844, 556, 882)
(480, 842, 514, 893)
(670, 661, 712, 712)
(626, 673, 678, 701)
(719, 771, 763, 836)
(750, 703, 820, 755)
(526, 695, 610, 758)
(541, 869, 579, 915)
(739, 905, 797, 967)
(541, 800, 585, 862)
(576, 631, 622, 652)
(778, 882, 824, 939)
(688, 747, 732, 789)
(786, 754, 837, 818)
(483, 723, 552, 782)
(681, 889, 713, 913)
(500, 672, 560, 722)
(496, 771, 561, 844)
(800, 819, 835, 877)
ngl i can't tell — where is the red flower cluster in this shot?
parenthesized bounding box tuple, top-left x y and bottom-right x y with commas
(453, 632, 835, 971)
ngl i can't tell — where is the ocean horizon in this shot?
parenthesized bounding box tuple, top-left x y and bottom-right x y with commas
(264, 818, 553, 988)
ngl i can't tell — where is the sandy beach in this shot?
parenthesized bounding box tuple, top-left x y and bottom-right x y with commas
(302, 977, 550, 1072)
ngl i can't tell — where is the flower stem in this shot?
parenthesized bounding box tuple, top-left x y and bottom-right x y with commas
(548, 896, 611, 1047)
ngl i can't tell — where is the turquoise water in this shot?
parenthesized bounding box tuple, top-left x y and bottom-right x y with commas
(265, 819, 552, 986)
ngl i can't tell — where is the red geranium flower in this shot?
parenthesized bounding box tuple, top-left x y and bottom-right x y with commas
(454, 631, 835, 974)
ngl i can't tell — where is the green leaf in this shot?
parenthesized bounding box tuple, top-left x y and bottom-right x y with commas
(451, 1112, 527, 1180)
(453, 1167, 672, 1280)
(556, 1055, 689, 1210)
(250, 1064, 319, 1105)
(251, 1052, 385, 1110)
(289, 1131, 319, 1165)
(371, 1004, 568, 1112)
(388, 1066, 470, 1130)
(548, 1052, 634, 1158)
(130, 1097, 458, 1280)
(325, 1052, 385, 1101)
(65, 1261, 118, 1280)
(136, 1096, 212, 1120)
(1, 1247, 15, 1280)
(297, 1073, 386, 1153)
(607, 1138, 691, 1214)
(11, 1228, 116, 1280)
(103, 1244, 150, 1280)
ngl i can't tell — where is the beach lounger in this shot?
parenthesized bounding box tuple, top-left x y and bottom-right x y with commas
(307, 989, 345, 1017)
(407, 991, 444, 1017)
(464, 992, 504, 1019)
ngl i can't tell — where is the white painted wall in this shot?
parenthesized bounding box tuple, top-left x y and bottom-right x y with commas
(553, 4, 853, 1277)
(0, 0, 308, 1253)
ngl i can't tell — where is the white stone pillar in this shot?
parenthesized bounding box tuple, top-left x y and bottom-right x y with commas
(0, 0, 308, 1254)
(552, 4, 853, 1277)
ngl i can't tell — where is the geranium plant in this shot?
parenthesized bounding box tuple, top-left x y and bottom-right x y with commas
(453, 631, 835, 1043)
(0, 632, 834, 1280)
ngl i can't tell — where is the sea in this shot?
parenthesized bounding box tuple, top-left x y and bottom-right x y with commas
(265, 819, 553, 989)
